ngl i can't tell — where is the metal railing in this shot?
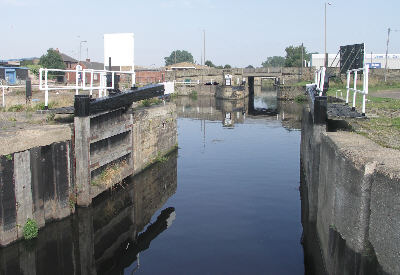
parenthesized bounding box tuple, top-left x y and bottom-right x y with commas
(0, 82, 38, 108)
(39, 67, 135, 108)
(346, 65, 369, 116)
(314, 67, 326, 96)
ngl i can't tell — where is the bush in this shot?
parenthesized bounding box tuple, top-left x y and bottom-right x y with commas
(294, 94, 308, 103)
(23, 218, 38, 240)
(8, 104, 24, 112)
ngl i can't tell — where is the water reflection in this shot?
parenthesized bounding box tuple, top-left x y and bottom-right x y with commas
(0, 151, 177, 275)
(172, 85, 303, 130)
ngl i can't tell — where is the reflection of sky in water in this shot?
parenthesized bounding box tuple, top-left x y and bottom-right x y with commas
(130, 117, 303, 274)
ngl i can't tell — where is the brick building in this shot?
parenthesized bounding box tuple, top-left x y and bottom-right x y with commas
(135, 68, 165, 84)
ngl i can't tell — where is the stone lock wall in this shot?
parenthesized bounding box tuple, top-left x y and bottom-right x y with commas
(132, 103, 177, 174)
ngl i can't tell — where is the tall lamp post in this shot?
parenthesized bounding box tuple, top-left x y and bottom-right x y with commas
(324, 2, 331, 68)
(79, 40, 87, 65)
(384, 28, 399, 82)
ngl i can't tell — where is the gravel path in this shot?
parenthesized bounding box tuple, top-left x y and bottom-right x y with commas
(374, 89, 400, 99)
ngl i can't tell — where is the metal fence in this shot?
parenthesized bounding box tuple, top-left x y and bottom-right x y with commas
(0, 81, 37, 108)
(39, 67, 135, 108)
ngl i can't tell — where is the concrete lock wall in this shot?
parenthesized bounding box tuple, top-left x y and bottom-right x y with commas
(301, 106, 400, 274)
(0, 103, 177, 247)
(0, 126, 74, 246)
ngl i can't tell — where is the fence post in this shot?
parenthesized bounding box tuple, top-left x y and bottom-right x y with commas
(90, 71, 93, 96)
(319, 67, 326, 96)
(352, 71, 358, 111)
(26, 79, 32, 105)
(346, 71, 351, 105)
(2, 86, 5, 108)
(314, 70, 318, 85)
(362, 66, 369, 116)
(45, 69, 49, 109)
(74, 95, 91, 206)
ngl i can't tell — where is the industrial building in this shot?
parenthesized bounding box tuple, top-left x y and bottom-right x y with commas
(311, 53, 400, 69)
(0, 60, 29, 85)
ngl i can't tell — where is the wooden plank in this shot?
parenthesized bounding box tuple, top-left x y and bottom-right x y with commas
(90, 122, 132, 144)
(90, 146, 132, 171)
(14, 150, 33, 239)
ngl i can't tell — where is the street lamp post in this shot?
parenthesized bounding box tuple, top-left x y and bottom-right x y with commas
(324, 2, 331, 68)
(384, 28, 399, 82)
(79, 40, 87, 65)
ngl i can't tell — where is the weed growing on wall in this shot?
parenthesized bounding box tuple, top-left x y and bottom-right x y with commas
(141, 98, 163, 107)
(23, 219, 39, 240)
(154, 151, 168, 163)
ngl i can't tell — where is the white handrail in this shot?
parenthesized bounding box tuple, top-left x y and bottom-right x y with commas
(346, 65, 369, 116)
(0, 83, 39, 108)
(39, 67, 135, 108)
(313, 67, 326, 96)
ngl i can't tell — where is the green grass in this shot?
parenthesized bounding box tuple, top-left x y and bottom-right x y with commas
(327, 80, 400, 150)
(292, 80, 312, 87)
(6, 101, 58, 112)
(328, 81, 400, 95)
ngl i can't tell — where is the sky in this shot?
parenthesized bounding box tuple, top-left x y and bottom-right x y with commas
(1, 0, 399, 67)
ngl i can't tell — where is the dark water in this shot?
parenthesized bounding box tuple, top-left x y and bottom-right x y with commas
(0, 87, 307, 274)
(128, 89, 305, 274)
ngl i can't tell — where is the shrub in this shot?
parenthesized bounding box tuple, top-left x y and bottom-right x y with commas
(23, 218, 38, 240)
(8, 104, 24, 112)
(294, 94, 308, 103)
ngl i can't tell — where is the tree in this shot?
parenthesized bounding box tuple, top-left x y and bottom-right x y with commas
(246, 65, 254, 69)
(39, 48, 65, 70)
(27, 64, 41, 77)
(284, 45, 314, 67)
(164, 50, 194, 66)
(261, 56, 285, 67)
(205, 60, 215, 67)
(224, 64, 232, 69)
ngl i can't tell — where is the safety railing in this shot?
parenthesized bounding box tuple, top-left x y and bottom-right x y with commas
(346, 65, 369, 116)
(0, 82, 36, 108)
(39, 67, 135, 108)
(314, 67, 326, 96)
